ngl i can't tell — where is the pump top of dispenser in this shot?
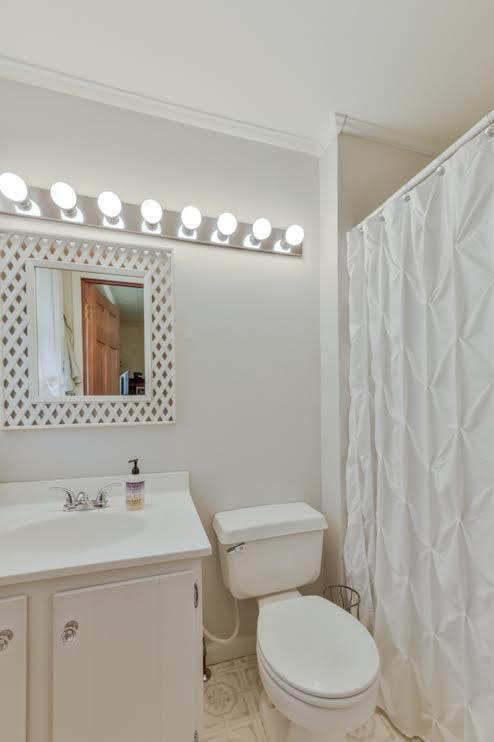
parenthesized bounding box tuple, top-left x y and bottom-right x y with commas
(128, 458, 140, 475)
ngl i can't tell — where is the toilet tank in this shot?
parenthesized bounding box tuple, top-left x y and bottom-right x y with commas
(213, 503, 328, 599)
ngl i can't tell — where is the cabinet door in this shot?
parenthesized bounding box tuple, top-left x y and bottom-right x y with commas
(53, 571, 198, 742)
(0, 595, 27, 742)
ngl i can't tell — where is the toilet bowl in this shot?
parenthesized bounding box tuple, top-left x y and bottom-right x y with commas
(256, 592, 380, 741)
(212, 503, 380, 742)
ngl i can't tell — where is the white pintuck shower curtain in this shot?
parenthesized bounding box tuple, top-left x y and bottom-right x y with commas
(344, 123, 494, 742)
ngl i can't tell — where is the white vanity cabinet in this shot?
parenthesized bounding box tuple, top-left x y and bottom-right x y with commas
(0, 473, 212, 742)
(53, 569, 199, 742)
(0, 595, 27, 742)
(0, 559, 205, 742)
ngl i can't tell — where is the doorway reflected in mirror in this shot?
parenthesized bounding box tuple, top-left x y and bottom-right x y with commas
(35, 266, 146, 398)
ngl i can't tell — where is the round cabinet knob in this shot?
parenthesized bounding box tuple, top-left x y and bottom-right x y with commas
(0, 629, 14, 653)
(61, 620, 79, 644)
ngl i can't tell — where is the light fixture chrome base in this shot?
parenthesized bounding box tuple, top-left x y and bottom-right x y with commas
(0, 187, 303, 258)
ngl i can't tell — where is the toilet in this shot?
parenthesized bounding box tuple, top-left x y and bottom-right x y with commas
(213, 502, 380, 742)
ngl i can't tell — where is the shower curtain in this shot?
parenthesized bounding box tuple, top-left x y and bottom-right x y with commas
(344, 125, 494, 742)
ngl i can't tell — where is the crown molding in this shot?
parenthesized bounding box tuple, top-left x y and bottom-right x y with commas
(317, 112, 442, 158)
(0, 54, 442, 159)
(0, 53, 319, 156)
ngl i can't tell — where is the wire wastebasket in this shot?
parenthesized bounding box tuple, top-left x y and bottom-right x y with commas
(324, 585, 361, 620)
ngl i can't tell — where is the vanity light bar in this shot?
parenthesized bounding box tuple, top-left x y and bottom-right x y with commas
(0, 175, 304, 257)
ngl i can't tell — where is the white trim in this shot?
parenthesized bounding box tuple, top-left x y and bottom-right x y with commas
(0, 54, 318, 156)
(356, 109, 494, 227)
(317, 112, 442, 157)
(316, 114, 344, 157)
(0, 53, 443, 159)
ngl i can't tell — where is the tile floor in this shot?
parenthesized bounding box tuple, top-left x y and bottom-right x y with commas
(203, 655, 417, 742)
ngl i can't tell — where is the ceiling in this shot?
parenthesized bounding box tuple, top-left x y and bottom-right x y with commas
(1, 0, 493, 155)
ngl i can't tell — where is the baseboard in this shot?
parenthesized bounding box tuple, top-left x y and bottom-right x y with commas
(205, 634, 257, 665)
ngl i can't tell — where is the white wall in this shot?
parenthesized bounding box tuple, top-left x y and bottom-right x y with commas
(0, 79, 321, 642)
(319, 130, 432, 585)
(318, 135, 340, 585)
(0, 78, 436, 649)
(120, 322, 145, 377)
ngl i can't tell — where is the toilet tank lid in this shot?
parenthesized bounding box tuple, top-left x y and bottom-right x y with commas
(213, 502, 327, 545)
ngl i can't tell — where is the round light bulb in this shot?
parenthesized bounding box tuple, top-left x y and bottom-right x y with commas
(50, 181, 77, 211)
(0, 172, 28, 204)
(181, 205, 202, 231)
(252, 217, 272, 241)
(217, 212, 238, 237)
(285, 224, 304, 247)
(141, 199, 163, 225)
(97, 191, 122, 219)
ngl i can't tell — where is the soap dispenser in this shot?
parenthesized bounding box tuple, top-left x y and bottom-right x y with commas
(126, 458, 145, 511)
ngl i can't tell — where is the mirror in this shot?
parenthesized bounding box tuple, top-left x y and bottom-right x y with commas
(1, 232, 174, 429)
(34, 266, 147, 398)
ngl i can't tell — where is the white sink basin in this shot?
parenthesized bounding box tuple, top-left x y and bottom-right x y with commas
(1, 512, 145, 555)
(0, 472, 212, 586)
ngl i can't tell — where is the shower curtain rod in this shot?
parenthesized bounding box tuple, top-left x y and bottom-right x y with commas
(356, 109, 494, 228)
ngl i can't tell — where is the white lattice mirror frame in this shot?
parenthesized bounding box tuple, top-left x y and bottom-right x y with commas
(0, 231, 175, 429)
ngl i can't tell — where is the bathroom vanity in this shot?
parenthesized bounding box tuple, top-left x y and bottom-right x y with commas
(0, 471, 211, 742)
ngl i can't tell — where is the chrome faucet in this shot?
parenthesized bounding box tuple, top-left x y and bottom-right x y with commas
(74, 491, 94, 511)
(50, 487, 79, 511)
(51, 482, 121, 511)
(94, 482, 121, 509)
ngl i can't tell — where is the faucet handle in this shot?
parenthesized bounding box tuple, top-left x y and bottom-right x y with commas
(94, 482, 121, 508)
(50, 486, 77, 510)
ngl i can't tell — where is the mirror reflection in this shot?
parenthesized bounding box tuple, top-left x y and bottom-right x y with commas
(35, 266, 146, 397)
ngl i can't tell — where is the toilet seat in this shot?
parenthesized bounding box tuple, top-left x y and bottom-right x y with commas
(257, 644, 380, 738)
(257, 595, 380, 702)
(257, 645, 378, 711)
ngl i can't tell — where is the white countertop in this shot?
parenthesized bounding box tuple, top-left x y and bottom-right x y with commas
(0, 471, 212, 587)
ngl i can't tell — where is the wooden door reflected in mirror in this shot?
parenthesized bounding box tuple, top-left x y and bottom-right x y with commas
(82, 279, 123, 395)
(34, 266, 146, 398)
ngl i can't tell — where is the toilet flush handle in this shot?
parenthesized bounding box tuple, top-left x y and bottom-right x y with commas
(226, 542, 245, 554)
